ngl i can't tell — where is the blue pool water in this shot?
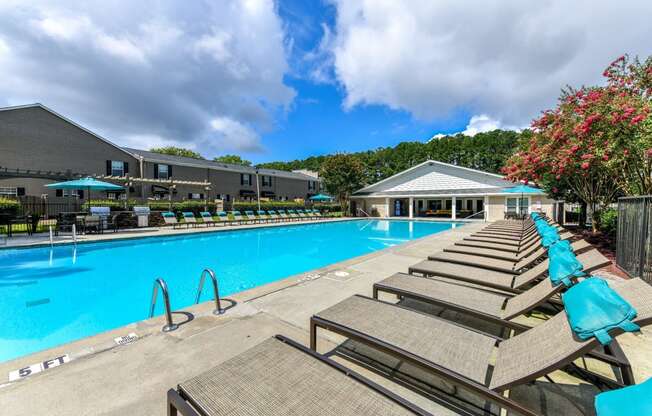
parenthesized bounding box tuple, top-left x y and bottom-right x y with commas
(0, 219, 459, 362)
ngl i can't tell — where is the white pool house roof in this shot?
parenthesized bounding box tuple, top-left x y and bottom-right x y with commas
(353, 160, 544, 198)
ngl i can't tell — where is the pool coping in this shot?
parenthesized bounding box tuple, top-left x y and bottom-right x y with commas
(0, 219, 468, 380)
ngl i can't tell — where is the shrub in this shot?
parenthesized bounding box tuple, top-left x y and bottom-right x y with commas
(599, 208, 618, 236)
(0, 198, 19, 215)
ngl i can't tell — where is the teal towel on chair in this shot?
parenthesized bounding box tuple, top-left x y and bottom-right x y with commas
(595, 377, 652, 416)
(548, 245, 584, 287)
(562, 278, 639, 345)
(540, 227, 560, 247)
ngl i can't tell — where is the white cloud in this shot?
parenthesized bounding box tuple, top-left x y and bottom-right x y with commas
(0, 0, 294, 155)
(210, 117, 264, 152)
(429, 114, 521, 141)
(327, 0, 652, 126)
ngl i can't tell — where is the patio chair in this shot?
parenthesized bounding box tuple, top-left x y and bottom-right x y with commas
(426, 239, 591, 274)
(266, 210, 280, 222)
(215, 211, 230, 226)
(287, 209, 301, 220)
(256, 210, 271, 223)
(277, 209, 290, 221)
(243, 210, 259, 224)
(294, 209, 308, 220)
(199, 212, 216, 226)
(373, 249, 611, 332)
(167, 335, 431, 416)
(312, 209, 323, 219)
(444, 231, 574, 260)
(161, 212, 179, 228)
(84, 215, 102, 234)
(230, 211, 244, 224)
(310, 278, 652, 416)
(408, 249, 609, 294)
(181, 212, 198, 228)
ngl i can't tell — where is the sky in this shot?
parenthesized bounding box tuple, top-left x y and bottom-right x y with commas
(0, 0, 651, 164)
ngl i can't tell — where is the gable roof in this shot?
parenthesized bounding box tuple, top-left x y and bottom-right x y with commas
(353, 160, 523, 197)
(0, 103, 137, 160)
(123, 148, 318, 181)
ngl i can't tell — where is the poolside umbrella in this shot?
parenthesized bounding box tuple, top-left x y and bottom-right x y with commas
(309, 193, 333, 202)
(46, 177, 124, 211)
(502, 184, 543, 216)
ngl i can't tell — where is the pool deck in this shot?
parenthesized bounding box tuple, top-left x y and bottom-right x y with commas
(1, 221, 651, 415)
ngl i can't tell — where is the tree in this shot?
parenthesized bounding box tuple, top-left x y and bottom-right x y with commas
(212, 154, 252, 166)
(320, 154, 365, 213)
(150, 146, 204, 159)
(503, 55, 652, 232)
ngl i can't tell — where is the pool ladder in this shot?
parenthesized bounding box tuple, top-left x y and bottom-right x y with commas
(149, 268, 222, 332)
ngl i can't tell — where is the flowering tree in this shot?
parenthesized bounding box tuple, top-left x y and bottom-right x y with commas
(503, 55, 652, 232)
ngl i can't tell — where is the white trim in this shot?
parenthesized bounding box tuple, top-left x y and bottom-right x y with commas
(351, 191, 545, 199)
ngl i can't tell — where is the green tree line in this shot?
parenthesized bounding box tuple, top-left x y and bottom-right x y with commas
(259, 129, 523, 185)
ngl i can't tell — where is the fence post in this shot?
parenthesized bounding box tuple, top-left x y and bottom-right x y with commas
(639, 197, 649, 278)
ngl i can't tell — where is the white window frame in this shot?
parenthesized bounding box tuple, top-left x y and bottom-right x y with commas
(308, 180, 316, 190)
(505, 196, 530, 215)
(111, 160, 125, 176)
(158, 164, 170, 180)
(0, 187, 17, 196)
(241, 174, 252, 186)
(262, 175, 272, 187)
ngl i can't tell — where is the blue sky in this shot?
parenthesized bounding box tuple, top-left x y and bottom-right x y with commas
(0, 0, 650, 164)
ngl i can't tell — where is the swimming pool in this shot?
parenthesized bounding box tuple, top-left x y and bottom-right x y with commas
(0, 219, 459, 362)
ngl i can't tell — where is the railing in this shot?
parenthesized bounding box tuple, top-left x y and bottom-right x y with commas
(356, 207, 371, 217)
(195, 268, 223, 315)
(461, 210, 485, 220)
(150, 278, 178, 332)
(616, 196, 652, 284)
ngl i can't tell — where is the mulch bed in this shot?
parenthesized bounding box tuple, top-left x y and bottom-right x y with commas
(567, 226, 630, 279)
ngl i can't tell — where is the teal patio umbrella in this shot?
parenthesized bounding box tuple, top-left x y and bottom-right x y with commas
(309, 193, 333, 202)
(46, 177, 124, 211)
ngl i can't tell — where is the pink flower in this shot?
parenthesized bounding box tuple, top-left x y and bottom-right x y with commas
(581, 162, 590, 170)
(631, 114, 646, 125)
(624, 149, 630, 156)
(552, 187, 559, 193)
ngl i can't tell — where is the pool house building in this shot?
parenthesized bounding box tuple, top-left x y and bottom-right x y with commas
(351, 160, 554, 221)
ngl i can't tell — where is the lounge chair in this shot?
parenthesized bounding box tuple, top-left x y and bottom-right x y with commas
(161, 212, 179, 228)
(256, 210, 271, 223)
(374, 249, 611, 332)
(427, 239, 591, 274)
(294, 209, 308, 220)
(181, 212, 198, 228)
(242, 210, 259, 224)
(266, 210, 280, 222)
(287, 209, 301, 220)
(230, 211, 244, 224)
(199, 212, 216, 226)
(444, 232, 574, 260)
(277, 209, 291, 221)
(408, 249, 610, 293)
(312, 209, 323, 219)
(310, 278, 652, 416)
(167, 335, 431, 416)
(215, 211, 230, 225)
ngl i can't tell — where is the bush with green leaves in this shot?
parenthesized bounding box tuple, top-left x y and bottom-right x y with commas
(0, 198, 19, 215)
(599, 208, 618, 236)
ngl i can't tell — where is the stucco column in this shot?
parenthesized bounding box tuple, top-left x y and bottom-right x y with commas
(484, 195, 489, 221)
(408, 197, 414, 218)
(385, 197, 390, 218)
(451, 196, 456, 220)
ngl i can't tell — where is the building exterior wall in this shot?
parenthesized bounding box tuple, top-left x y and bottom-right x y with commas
(356, 198, 389, 217)
(0, 105, 319, 203)
(486, 195, 554, 221)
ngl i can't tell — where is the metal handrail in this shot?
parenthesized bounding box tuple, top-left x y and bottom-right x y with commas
(150, 278, 178, 332)
(195, 268, 223, 315)
(462, 210, 485, 220)
(356, 207, 371, 217)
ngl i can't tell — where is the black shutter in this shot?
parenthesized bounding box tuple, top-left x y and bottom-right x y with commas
(249, 174, 253, 185)
(188, 193, 193, 199)
(154, 164, 159, 179)
(106, 160, 112, 176)
(168, 165, 172, 178)
(240, 174, 244, 185)
(77, 190, 84, 199)
(56, 189, 63, 197)
(199, 193, 204, 199)
(123, 162, 129, 175)
(16, 187, 25, 196)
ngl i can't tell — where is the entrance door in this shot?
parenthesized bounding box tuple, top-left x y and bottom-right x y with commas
(394, 200, 402, 216)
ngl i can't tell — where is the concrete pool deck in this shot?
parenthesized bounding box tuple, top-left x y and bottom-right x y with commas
(1, 222, 651, 415)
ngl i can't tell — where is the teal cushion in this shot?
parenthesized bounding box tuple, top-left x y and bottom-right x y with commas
(257, 210, 266, 215)
(217, 211, 227, 217)
(563, 278, 639, 345)
(548, 245, 584, 287)
(595, 377, 652, 416)
(162, 212, 175, 218)
(541, 228, 560, 247)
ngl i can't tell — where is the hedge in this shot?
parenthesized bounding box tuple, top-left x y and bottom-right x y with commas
(0, 198, 19, 215)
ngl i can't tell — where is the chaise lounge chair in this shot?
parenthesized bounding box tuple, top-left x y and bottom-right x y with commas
(426, 239, 591, 274)
(161, 212, 180, 228)
(181, 212, 199, 228)
(167, 335, 432, 416)
(408, 249, 609, 293)
(230, 211, 244, 224)
(266, 210, 280, 222)
(199, 211, 216, 227)
(277, 209, 291, 221)
(215, 211, 230, 225)
(243, 210, 259, 224)
(373, 248, 611, 332)
(310, 278, 652, 416)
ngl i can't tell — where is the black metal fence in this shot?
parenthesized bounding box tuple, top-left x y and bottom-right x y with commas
(616, 196, 652, 283)
(12, 196, 82, 218)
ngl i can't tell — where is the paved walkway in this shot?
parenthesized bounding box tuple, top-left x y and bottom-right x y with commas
(0, 222, 650, 415)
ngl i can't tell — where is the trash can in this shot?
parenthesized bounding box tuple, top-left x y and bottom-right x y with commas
(134, 206, 150, 227)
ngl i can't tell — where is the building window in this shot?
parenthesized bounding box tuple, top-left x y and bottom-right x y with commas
(506, 197, 529, 214)
(157, 164, 170, 180)
(188, 193, 204, 200)
(0, 187, 17, 196)
(466, 200, 473, 211)
(110, 160, 125, 176)
(262, 175, 272, 187)
(241, 174, 252, 186)
(308, 181, 316, 190)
